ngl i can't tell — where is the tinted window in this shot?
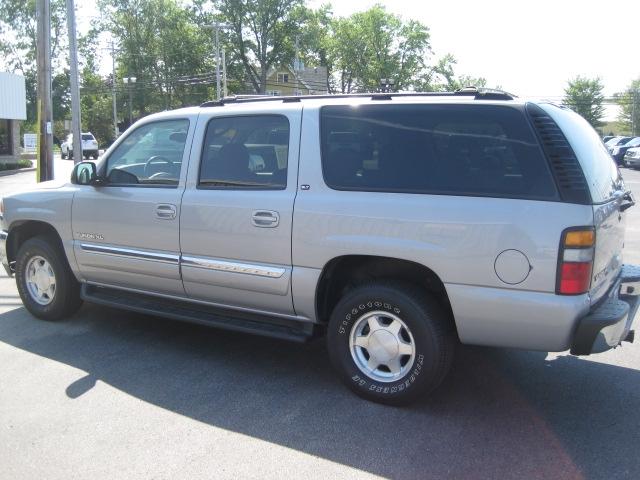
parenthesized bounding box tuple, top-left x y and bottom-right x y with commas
(199, 115, 289, 189)
(321, 104, 558, 200)
(105, 119, 189, 186)
(565, 112, 623, 203)
(81, 134, 94, 141)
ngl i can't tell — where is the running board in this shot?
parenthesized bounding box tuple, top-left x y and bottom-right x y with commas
(81, 284, 314, 343)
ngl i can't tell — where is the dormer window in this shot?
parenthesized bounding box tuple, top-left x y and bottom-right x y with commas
(277, 73, 289, 84)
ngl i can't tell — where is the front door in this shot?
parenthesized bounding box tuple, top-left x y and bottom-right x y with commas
(180, 107, 302, 315)
(72, 117, 194, 296)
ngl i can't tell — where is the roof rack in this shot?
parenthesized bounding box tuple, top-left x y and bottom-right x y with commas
(199, 87, 516, 108)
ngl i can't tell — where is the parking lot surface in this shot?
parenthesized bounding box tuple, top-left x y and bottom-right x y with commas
(1, 165, 639, 479)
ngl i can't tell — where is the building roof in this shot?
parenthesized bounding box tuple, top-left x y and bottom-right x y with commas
(297, 66, 328, 93)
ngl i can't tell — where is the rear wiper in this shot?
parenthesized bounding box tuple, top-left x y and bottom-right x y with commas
(620, 190, 635, 212)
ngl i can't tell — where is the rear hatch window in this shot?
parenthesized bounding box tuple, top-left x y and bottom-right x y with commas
(81, 134, 95, 141)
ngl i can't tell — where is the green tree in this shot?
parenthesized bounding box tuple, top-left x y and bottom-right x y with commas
(616, 78, 640, 136)
(98, 0, 215, 120)
(212, 0, 303, 94)
(0, 0, 70, 127)
(563, 76, 605, 128)
(326, 5, 431, 93)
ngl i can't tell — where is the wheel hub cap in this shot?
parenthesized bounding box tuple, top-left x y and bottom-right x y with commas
(25, 256, 56, 306)
(349, 311, 416, 383)
(368, 330, 398, 363)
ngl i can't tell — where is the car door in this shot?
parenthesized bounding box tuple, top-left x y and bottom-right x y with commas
(72, 116, 195, 296)
(180, 105, 302, 315)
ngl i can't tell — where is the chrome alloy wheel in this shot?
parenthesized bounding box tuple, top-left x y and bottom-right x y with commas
(25, 255, 56, 306)
(349, 311, 416, 383)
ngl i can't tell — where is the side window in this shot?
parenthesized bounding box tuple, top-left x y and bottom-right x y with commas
(199, 115, 289, 189)
(105, 119, 189, 186)
(320, 104, 559, 200)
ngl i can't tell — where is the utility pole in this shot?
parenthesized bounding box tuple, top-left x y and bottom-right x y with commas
(123, 77, 136, 127)
(222, 48, 227, 98)
(633, 89, 637, 136)
(294, 34, 301, 95)
(204, 23, 230, 100)
(36, 0, 53, 181)
(110, 42, 118, 139)
(66, 0, 82, 164)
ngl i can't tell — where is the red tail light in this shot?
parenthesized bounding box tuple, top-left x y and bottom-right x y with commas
(559, 262, 592, 294)
(557, 228, 595, 295)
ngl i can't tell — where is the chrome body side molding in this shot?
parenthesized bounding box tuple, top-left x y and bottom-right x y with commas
(80, 243, 180, 264)
(181, 255, 286, 278)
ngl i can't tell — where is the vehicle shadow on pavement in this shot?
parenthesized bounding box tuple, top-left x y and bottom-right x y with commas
(1, 303, 638, 480)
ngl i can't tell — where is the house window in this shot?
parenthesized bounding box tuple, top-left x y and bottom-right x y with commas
(277, 73, 289, 84)
(0, 120, 11, 155)
(267, 90, 281, 96)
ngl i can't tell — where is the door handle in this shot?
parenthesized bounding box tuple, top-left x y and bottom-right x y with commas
(156, 204, 177, 220)
(252, 210, 279, 228)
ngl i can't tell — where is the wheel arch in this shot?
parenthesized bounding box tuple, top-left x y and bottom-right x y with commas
(315, 255, 456, 334)
(6, 220, 66, 270)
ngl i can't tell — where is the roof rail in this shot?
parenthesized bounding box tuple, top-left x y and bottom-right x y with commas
(199, 88, 515, 108)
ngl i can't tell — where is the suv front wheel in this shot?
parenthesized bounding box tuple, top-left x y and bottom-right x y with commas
(327, 282, 455, 406)
(15, 235, 82, 321)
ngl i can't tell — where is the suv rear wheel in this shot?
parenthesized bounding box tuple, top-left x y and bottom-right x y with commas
(327, 282, 455, 406)
(15, 235, 82, 321)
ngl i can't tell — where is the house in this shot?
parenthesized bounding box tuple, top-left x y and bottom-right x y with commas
(0, 72, 26, 165)
(264, 65, 328, 96)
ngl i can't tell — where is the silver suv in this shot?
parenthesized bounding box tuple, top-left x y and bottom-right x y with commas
(1, 90, 638, 405)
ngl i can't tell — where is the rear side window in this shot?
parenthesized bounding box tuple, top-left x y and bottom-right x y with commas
(320, 104, 559, 200)
(563, 112, 623, 203)
(199, 115, 289, 189)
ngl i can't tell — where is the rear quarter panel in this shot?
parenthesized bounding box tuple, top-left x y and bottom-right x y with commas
(292, 104, 594, 349)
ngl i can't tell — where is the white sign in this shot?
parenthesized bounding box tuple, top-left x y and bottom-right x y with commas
(23, 133, 37, 152)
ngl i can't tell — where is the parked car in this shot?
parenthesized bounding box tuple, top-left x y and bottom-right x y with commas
(605, 136, 633, 148)
(61, 132, 99, 160)
(603, 135, 615, 143)
(624, 146, 640, 169)
(611, 137, 640, 165)
(1, 90, 638, 406)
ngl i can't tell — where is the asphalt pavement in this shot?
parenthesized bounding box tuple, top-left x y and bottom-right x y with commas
(1, 165, 640, 479)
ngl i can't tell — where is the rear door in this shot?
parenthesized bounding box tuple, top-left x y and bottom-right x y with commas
(179, 105, 302, 315)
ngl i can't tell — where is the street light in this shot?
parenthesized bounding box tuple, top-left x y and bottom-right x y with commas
(123, 76, 137, 125)
(204, 23, 231, 99)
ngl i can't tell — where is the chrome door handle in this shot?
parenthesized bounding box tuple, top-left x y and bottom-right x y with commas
(156, 204, 177, 220)
(252, 210, 279, 228)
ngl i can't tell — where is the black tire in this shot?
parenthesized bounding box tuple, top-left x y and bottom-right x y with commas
(327, 282, 455, 406)
(15, 235, 82, 321)
(92, 153, 98, 159)
(61, 150, 67, 159)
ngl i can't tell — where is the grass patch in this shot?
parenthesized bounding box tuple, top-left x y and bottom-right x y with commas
(0, 158, 34, 171)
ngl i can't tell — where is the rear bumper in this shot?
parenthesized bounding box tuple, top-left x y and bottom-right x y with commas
(571, 264, 640, 355)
